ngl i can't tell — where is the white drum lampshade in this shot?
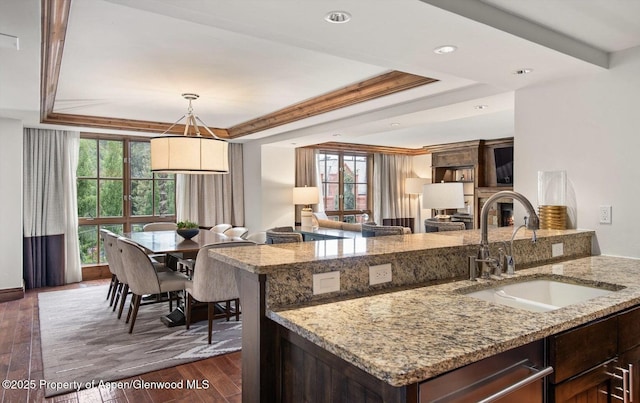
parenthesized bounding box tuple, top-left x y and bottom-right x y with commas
(150, 93, 229, 174)
(423, 182, 465, 220)
(293, 186, 319, 227)
(150, 136, 228, 174)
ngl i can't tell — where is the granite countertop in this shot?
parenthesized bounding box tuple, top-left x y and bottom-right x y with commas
(267, 255, 640, 387)
(209, 228, 591, 274)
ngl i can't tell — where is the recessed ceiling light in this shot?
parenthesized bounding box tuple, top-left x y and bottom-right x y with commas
(514, 68, 534, 75)
(474, 105, 488, 110)
(390, 122, 401, 127)
(433, 45, 457, 55)
(324, 11, 351, 24)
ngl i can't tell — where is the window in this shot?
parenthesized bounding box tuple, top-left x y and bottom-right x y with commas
(317, 152, 370, 223)
(77, 135, 176, 265)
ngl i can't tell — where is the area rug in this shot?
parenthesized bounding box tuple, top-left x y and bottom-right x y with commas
(38, 285, 242, 397)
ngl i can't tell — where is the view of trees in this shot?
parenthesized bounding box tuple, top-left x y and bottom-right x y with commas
(77, 138, 175, 265)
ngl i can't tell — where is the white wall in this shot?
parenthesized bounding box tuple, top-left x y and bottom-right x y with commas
(515, 45, 640, 258)
(0, 118, 24, 290)
(242, 142, 295, 233)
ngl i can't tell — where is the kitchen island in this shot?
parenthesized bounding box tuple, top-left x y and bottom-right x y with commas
(209, 228, 621, 401)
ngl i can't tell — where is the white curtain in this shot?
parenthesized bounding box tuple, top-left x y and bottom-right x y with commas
(23, 128, 82, 288)
(176, 143, 244, 227)
(373, 154, 413, 225)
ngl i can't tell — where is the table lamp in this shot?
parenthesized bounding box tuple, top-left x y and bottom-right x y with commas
(293, 186, 319, 227)
(423, 182, 465, 220)
(405, 177, 431, 232)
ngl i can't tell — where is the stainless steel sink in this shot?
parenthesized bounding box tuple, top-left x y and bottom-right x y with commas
(464, 279, 617, 312)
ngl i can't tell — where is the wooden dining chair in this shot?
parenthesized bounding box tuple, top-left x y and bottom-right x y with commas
(117, 237, 189, 334)
(185, 240, 255, 343)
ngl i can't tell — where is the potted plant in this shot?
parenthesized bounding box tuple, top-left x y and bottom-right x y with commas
(176, 221, 199, 240)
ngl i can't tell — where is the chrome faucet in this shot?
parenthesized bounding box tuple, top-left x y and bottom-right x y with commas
(472, 191, 540, 280)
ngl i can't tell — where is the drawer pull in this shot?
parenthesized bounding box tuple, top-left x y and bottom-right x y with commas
(476, 365, 553, 403)
(605, 365, 632, 403)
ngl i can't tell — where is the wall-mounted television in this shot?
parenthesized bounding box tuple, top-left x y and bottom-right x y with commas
(494, 146, 513, 186)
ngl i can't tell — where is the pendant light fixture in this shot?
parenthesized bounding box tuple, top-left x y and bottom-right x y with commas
(150, 93, 229, 174)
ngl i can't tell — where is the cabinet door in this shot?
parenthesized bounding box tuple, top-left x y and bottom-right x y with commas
(619, 345, 640, 402)
(550, 363, 611, 403)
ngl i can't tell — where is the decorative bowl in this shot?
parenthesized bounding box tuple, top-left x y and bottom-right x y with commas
(176, 228, 199, 240)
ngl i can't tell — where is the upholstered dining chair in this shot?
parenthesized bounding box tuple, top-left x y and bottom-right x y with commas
(102, 230, 131, 318)
(117, 237, 189, 334)
(424, 219, 466, 232)
(223, 226, 249, 239)
(210, 223, 232, 234)
(266, 226, 303, 244)
(245, 231, 267, 244)
(99, 229, 118, 304)
(142, 222, 179, 265)
(143, 222, 178, 231)
(185, 240, 255, 344)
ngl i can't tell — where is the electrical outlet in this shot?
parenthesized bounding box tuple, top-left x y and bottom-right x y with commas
(312, 271, 340, 295)
(599, 205, 612, 224)
(552, 243, 564, 257)
(369, 264, 392, 285)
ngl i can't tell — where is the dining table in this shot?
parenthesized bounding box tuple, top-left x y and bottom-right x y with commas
(122, 229, 241, 255)
(121, 229, 247, 327)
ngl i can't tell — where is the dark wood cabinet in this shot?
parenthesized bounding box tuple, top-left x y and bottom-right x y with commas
(429, 138, 513, 229)
(276, 325, 414, 403)
(549, 305, 640, 402)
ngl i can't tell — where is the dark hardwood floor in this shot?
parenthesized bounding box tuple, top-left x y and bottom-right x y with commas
(0, 280, 242, 403)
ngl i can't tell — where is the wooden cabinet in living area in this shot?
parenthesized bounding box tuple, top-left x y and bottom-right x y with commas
(428, 137, 513, 229)
(548, 305, 640, 403)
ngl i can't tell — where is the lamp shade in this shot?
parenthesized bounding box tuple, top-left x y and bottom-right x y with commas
(150, 135, 229, 174)
(293, 186, 319, 205)
(423, 182, 465, 209)
(405, 177, 431, 195)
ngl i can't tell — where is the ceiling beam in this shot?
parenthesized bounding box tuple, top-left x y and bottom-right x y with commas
(226, 72, 438, 138)
(421, 0, 609, 68)
(304, 141, 428, 156)
(40, 0, 71, 123)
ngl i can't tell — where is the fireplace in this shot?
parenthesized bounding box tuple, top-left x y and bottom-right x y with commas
(479, 198, 514, 228)
(498, 202, 514, 227)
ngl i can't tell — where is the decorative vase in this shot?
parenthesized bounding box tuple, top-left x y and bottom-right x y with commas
(176, 228, 199, 240)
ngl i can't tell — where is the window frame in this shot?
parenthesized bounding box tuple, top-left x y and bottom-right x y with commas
(317, 150, 372, 222)
(77, 132, 176, 267)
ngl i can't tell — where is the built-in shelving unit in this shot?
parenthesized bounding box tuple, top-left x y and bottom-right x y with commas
(428, 138, 514, 229)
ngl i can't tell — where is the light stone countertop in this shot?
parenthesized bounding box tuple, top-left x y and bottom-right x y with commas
(267, 255, 640, 387)
(210, 228, 590, 274)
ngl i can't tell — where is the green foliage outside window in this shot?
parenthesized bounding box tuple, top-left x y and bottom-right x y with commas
(77, 138, 175, 265)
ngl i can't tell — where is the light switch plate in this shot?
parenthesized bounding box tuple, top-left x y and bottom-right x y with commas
(313, 271, 340, 295)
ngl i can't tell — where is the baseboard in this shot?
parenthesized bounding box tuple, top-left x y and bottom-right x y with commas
(0, 286, 25, 303)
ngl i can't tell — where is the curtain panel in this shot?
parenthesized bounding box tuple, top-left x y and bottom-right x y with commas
(294, 148, 319, 223)
(373, 154, 414, 225)
(23, 128, 82, 289)
(176, 143, 244, 227)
